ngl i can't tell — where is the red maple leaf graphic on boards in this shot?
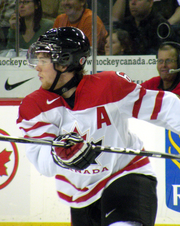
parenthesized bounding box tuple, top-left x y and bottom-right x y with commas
(0, 149, 12, 176)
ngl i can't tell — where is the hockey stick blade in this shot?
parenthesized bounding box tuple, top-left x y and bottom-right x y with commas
(0, 135, 180, 160)
(92, 145, 180, 160)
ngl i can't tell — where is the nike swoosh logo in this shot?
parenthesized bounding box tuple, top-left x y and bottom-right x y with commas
(5, 78, 33, 90)
(105, 208, 116, 218)
(46, 97, 60, 105)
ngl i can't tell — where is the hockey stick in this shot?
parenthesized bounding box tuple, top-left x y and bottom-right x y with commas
(91, 145, 180, 160)
(0, 135, 56, 146)
(0, 135, 180, 160)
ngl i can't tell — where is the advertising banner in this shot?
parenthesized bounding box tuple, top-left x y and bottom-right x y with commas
(0, 55, 158, 98)
(166, 130, 180, 213)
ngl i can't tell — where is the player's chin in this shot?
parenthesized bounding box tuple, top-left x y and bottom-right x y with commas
(39, 77, 44, 84)
(41, 83, 50, 90)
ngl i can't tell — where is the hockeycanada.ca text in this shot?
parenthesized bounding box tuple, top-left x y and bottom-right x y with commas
(0, 57, 157, 68)
(0, 58, 28, 67)
(87, 57, 157, 67)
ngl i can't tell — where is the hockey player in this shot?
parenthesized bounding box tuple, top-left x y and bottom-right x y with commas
(17, 27, 180, 226)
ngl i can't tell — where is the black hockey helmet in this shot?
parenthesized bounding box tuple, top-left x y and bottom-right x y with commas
(27, 27, 90, 93)
(27, 27, 91, 72)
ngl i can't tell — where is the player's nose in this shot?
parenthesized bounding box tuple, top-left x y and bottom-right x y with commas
(35, 65, 42, 72)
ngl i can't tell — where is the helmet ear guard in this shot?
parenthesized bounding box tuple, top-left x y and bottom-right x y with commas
(57, 53, 73, 66)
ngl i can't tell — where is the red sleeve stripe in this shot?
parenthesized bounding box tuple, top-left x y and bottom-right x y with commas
(19, 121, 51, 132)
(56, 156, 150, 204)
(24, 133, 56, 139)
(132, 87, 146, 118)
(150, 91, 164, 120)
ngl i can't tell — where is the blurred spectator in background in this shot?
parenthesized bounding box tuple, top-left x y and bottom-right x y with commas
(41, 0, 64, 22)
(86, 0, 116, 31)
(53, 0, 108, 55)
(112, 0, 127, 22)
(115, 0, 175, 55)
(153, 0, 180, 25)
(141, 42, 180, 95)
(105, 28, 133, 55)
(6, 0, 53, 50)
(112, 0, 180, 25)
(0, 0, 16, 50)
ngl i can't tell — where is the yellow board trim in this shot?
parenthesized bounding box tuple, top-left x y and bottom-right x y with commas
(0, 224, 70, 226)
(0, 223, 180, 226)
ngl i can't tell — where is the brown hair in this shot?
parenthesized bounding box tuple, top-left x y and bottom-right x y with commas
(20, 0, 42, 34)
(158, 43, 179, 59)
(115, 28, 133, 55)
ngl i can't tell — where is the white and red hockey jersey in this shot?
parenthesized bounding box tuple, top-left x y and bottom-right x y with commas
(17, 71, 180, 208)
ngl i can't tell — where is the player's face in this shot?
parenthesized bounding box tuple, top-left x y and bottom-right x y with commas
(105, 33, 124, 55)
(19, 0, 36, 18)
(157, 48, 178, 82)
(61, 0, 84, 17)
(129, 0, 153, 19)
(35, 53, 57, 90)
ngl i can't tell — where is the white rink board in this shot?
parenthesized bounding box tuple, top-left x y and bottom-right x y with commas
(0, 55, 158, 98)
(0, 55, 180, 224)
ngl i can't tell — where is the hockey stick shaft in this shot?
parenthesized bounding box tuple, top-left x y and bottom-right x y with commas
(0, 135, 54, 146)
(0, 135, 180, 160)
(91, 145, 180, 160)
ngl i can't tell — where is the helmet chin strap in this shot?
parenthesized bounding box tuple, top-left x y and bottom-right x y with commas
(48, 65, 79, 95)
(48, 70, 61, 92)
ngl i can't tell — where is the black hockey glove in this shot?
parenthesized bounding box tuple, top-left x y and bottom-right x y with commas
(51, 132, 97, 170)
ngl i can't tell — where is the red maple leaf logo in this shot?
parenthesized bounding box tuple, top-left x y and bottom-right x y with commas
(73, 127, 87, 140)
(0, 149, 12, 176)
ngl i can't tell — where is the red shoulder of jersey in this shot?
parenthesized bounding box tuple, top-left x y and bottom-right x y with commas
(74, 71, 137, 110)
(141, 76, 160, 90)
(17, 71, 137, 121)
(17, 87, 67, 122)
